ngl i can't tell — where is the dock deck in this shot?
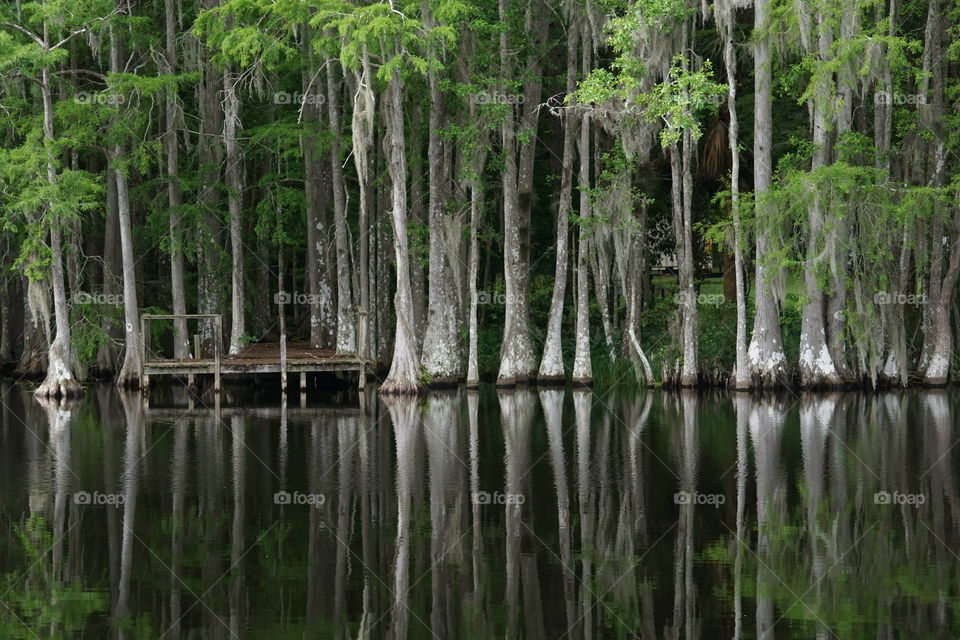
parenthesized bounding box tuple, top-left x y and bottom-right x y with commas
(140, 313, 370, 392)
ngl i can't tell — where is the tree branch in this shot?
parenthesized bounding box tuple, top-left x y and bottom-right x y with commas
(0, 22, 43, 47)
(50, 7, 124, 51)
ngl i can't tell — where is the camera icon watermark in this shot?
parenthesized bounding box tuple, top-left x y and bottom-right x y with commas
(873, 291, 926, 305)
(75, 91, 125, 105)
(274, 92, 325, 106)
(475, 290, 523, 306)
(471, 92, 525, 106)
(72, 291, 124, 306)
(874, 490, 925, 507)
(472, 491, 526, 505)
(274, 490, 326, 509)
(674, 491, 725, 508)
(874, 91, 926, 106)
(673, 291, 725, 306)
(74, 491, 125, 506)
(274, 291, 326, 305)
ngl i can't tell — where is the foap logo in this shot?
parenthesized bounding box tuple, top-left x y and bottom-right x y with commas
(700, 92, 726, 107)
(874, 91, 927, 106)
(75, 91, 125, 105)
(73, 291, 124, 306)
(874, 490, 925, 507)
(673, 291, 725, 306)
(274, 490, 326, 509)
(274, 291, 326, 305)
(472, 491, 526, 505)
(674, 491, 725, 508)
(274, 91, 326, 106)
(74, 491, 125, 506)
(472, 92, 525, 106)
(873, 291, 927, 306)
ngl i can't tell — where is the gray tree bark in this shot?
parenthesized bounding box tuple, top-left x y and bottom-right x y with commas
(420, 3, 463, 383)
(326, 63, 356, 354)
(165, 0, 188, 360)
(380, 69, 422, 394)
(538, 23, 579, 383)
(224, 67, 246, 355)
(721, 3, 750, 389)
(496, 0, 538, 385)
(302, 33, 335, 350)
(798, 5, 842, 388)
(109, 25, 143, 389)
(36, 47, 80, 397)
(572, 111, 592, 384)
(747, 0, 788, 386)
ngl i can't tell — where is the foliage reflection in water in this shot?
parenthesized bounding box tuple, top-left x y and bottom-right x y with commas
(0, 383, 957, 638)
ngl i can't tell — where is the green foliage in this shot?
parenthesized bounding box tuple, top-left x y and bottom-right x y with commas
(0, 516, 109, 638)
(636, 56, 726, 146)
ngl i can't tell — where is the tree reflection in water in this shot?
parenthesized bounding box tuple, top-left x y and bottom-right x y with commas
(0, 386, 959, 638)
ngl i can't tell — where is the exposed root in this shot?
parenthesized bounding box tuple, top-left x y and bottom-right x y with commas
(36, 341, 83, 399)
(35, 375, 83, 399)
(378, 378, 423, 396)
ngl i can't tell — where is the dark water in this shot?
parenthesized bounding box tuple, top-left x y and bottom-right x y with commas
(1, 383, 958, 639)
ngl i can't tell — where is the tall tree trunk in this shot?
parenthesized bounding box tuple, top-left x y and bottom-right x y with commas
(420, 5, 463, 383)
(165, 0, 188, 360)
(380, 69, 421, 394)
(798, 6, 842, 388)
(516, 1, 548, 310)
(196, 0, 224, 355)
(496, 0, 537, 385)
(36, 55, 81, 398)
(825, 0, 857, 381)
(95, 168, 121, 373)
(572, 111, 592, 384)
(303, 32, 335, 350)
(224, 67, 246, 354)
(747, 0, 787, 386)
(109, 24, 142, 389)
(349, 56, 374, 360)
(408, 101, 427, 346)
(918, 0, 951, 384)
(877, 0, 904, 386)
(539, 22, 579, 382)
(375, 116, 394, 368)
(326, 63, 356, 354)
(722, 4, 749, 389)
(466, 99, 488, 388)
(678, 124, 698, 387)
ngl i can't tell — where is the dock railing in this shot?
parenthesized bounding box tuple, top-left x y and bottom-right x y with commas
(140, 314, 223, 392)
(139, 309, 368, 392)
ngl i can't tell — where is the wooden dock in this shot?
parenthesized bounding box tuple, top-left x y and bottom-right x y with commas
(139, 312, 370, 392)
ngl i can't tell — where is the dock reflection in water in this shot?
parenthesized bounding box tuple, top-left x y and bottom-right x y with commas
(0, 384, 958, 638)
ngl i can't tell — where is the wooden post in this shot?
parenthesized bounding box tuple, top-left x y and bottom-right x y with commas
(280, 334, 288, 392)
(357, 307, 368, 390)
(300, 370, 307, 393)
(139, 315, 148, 393)
(189, 332, 200, 389)
(214, 315, 222, 393)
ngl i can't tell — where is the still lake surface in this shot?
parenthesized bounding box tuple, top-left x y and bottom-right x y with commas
(0, 383, 958, 639)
